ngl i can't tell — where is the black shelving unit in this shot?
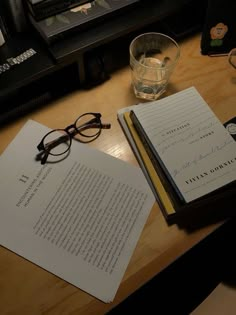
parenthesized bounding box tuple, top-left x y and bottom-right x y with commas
(0, 0, 207, 123)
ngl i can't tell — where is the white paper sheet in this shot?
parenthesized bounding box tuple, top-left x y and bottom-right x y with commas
(0, 120, 154, 303)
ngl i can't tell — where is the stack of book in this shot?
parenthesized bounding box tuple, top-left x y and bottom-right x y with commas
(25, 0, 140, 45)
(118, 87, 236, 226)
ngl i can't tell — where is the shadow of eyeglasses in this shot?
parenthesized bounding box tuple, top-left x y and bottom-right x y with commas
(35, 147, 71, 164)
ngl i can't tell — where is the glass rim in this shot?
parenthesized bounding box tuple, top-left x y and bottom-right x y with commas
(129, 32, 180, 69)
(228, 48, 236, 68)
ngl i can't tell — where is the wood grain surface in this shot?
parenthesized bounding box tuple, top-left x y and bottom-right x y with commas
(0, 33, 235, 315)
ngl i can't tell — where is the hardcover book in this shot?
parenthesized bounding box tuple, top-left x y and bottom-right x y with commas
(118, 87, 236, 225)
(28, 0, 140, 44)
(130, 87, 236, 203)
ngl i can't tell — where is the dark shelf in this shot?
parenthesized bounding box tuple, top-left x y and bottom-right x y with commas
(0, 0, 207, 124)
(0, 32, 56, 98)
(49, 0, 194, 63)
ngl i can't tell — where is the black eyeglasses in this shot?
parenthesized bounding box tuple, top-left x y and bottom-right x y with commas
(37, 112, 111, 164)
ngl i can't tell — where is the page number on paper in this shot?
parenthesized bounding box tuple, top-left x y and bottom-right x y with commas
(19, 174, 29, 183)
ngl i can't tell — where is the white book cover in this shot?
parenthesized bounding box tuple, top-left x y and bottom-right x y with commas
(131, 87, 236, 203)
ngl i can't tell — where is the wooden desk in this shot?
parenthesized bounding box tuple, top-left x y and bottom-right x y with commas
(0, 33, 235, 315)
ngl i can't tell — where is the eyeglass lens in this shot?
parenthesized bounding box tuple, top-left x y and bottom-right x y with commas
(74, 113, 101, 138)
(43, 130, 71, 156)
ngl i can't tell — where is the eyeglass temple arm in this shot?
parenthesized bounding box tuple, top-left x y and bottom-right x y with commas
(74, 122, 111, 134)
(37, 134, 69, 152)
(46, 134, 69, 150)
(101, 123, 111, 129)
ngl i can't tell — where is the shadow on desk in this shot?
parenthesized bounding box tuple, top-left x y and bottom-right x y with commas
(191, 254, 236, 314)
(191, 282, 236, 314)
(107, 219, 236, 315)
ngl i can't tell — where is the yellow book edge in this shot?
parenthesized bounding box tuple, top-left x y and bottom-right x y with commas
(123, 111, 175, 216)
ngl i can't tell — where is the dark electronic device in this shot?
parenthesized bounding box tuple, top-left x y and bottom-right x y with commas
(28, 0, 140, 44)
(0, 0, 207, 124)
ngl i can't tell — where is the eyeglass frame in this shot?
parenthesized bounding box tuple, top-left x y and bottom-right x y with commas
(37, 112, 111, 164)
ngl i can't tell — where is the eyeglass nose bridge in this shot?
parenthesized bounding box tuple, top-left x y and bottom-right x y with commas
(65, 124, 78, 136)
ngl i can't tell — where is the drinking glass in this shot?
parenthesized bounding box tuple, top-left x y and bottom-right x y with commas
(129, 32, 180, 100)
